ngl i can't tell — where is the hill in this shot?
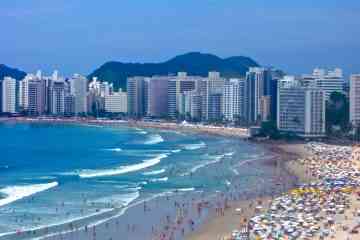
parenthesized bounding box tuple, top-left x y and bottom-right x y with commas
(0, 64, 26, 81)
(88, 52, 259, 90)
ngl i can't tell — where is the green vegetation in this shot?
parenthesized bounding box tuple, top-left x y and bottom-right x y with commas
(258, 121, 281, 139)
(88, 52, 259, 91)
(326, 91, 350, 135)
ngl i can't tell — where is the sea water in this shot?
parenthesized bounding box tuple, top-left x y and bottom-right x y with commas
(0, 122, 272, 234)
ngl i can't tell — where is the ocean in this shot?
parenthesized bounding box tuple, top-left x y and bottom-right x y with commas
(0, 122, 274, 236)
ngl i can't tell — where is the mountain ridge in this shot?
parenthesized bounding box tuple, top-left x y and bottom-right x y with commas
(88, 52, 260, 90)
(0, 64, 27, 81)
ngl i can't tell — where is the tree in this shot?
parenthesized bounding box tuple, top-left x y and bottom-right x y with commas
(259, 121, 281, 139)
(326, 92, 349, 134)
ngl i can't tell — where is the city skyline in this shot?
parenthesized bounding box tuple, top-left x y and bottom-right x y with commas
(1, 0, 360, 76)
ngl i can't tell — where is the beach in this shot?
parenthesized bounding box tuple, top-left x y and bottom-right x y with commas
(186, 142, 309, 240)
(0, 118, 308, 240)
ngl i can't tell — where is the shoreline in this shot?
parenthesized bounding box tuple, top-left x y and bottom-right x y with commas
(0, 117, 250, 139)
(186, 142, 310, 240)
(0, 117, 305, 240)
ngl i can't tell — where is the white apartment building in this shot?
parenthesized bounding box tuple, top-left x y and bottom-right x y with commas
(70, 74, 88, 114)
(199, 72, 225, 121)
(277, 76, 326, 138)
(2, 77, 16, 113)
(105, 91, 127, 113)
(350, 74, 360, 125)
(18, 74, 37, 110)
(181, 90, 202, 120)
(302, 68, 344, 100)
(168, 73, 202, 118)
(222, 78, 245, 122)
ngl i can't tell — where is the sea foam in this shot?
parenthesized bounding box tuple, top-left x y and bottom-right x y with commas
(0, 182, 58, 207)
(182, 141, 206, 150)
(144, 134, 164, 145)
(104, 148, 123, 152)
(79, 154, 168, 178)
(149, 177, 168, 182)
(182, 154, 225, 176)
(142, 169, 166, 176)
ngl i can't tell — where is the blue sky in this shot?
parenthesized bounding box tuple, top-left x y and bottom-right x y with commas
(1, 0, 359, 77)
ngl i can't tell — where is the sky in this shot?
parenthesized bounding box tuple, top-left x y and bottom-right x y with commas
(1, 0, 360, 77)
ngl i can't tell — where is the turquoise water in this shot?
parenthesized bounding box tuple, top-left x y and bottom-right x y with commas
(0, 122, 270, 234)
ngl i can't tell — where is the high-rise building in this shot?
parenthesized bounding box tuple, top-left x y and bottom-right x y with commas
(1, 77, 16, 113)
(302, 68, 344, 100)
(199, 72, 225, 121)
(50, 81, 65, 115)
(28, 79, 46, 116)
(127, 77, 146, 118)
(208, 93, 222, 122)
(222, 78, 245, 122)
(260, 95, 271, 121)
(244, 67, 273, 124)
(18, 74, 37, 111)
(168, 73, 200, 118)
(146, 77, 169, 117)
(64, 95, 75, 116)
(277, 76, 326, 137)
(70, 74, 88, 114)
(350, 74, 360, 125)
(105, 90, 127, 113)
(181, 90, 202, 120)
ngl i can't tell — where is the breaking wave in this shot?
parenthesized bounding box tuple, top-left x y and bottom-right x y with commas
(144, 134, 164, 145)
(0, 182, 58, 207)
(149, 177, 168, 182)
(142, 169, 166, 176)
(182, 142, 206, 150)
(79, 154, 168, 178)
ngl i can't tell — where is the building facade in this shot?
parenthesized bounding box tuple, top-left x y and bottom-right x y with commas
(222, 78, 245, 122)
(70, 74, 88, 114)
(350, 74, 360, 125)
(28, 79, 46, 116)
(127, 77, 146, 117)
(50, 81, 65, 115)
(147, 77, 169, 117)
(277, 77, 326, 137)
(105, 91, 127, 113)
(1, 77, 16, 113)
(302, 68, 344, 100)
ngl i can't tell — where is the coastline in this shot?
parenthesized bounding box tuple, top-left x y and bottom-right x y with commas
(0, 117, 305, 240)
(185, 141, 310, 240)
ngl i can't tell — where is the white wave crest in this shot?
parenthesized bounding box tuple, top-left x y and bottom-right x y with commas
(142, 169, 166, 176)
(183, 154, 225, 175)
(144, 134, 164, 145)
(149, 177, 168, 182)
(119, 191, 140, 206)
(79, 154, 168, 178)
(0, 182, 58, 207)
(182, 141, 206, 150)
(224, 151, 235, 156)
(171, 149, 182, 153)
(104, 148, 122, 152)
(176, 188, 195, 192)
